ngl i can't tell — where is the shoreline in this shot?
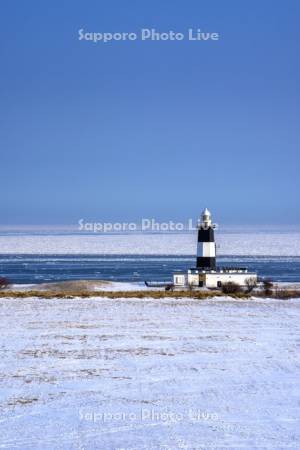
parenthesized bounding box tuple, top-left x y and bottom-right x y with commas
(1, 289, 300, 300)
(2, 279, 300, 300)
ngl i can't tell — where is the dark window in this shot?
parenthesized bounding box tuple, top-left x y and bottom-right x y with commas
(217, 281, 222, 287)
(199, 281, 204, 287)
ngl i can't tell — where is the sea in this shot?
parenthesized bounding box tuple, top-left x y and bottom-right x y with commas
(1, 254, 300, 285)
(0, 229, 300, 285)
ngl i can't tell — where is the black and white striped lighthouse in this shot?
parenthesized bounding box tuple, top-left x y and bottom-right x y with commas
(172, 208, 257, 288)
(196, 208, 216, 270)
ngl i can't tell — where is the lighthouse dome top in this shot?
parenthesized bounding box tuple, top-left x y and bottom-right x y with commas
(202, 207, 211, 217)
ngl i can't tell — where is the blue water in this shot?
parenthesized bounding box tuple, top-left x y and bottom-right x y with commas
(0, 254, 300, 284)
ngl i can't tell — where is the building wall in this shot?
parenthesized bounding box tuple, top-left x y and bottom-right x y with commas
(205, 273, 257, 288)
(189, 273, 200, 286)
(174, 271, 257, 288)
(173, 274, 187, 286)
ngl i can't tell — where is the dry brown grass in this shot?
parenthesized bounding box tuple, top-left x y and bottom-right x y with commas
(0, 289, 251, 299)
(0, 287, 299, 300)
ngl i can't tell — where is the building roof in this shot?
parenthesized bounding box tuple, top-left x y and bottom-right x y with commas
(188, 267, 256, 274)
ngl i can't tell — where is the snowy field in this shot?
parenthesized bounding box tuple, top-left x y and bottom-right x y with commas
(0, 296, 300, 449)
(0, 231, 300, 255)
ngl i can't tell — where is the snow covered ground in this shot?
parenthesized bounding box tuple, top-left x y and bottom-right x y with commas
(0, 296, 299, 449)
(9, 281, 149, 292)
(0, 231, 300, 255)
(93, 281, 149, 291)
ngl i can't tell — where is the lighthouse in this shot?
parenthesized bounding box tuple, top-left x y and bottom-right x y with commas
(196, 208, 216, 270)
(172, 208, 257, 288)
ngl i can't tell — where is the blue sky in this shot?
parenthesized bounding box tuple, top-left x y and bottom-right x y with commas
(1, 0, 299, 225)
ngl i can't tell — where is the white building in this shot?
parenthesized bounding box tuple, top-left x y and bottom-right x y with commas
(173, 209, 257, 289)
